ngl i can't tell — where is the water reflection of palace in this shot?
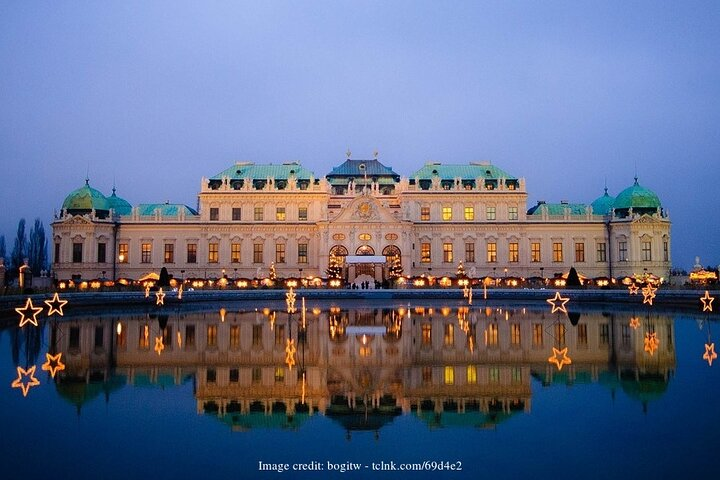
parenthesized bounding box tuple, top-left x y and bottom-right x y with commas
(50, 305, 675, 430)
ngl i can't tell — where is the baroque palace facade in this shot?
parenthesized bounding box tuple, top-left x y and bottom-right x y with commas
(51, 156, 671, 282)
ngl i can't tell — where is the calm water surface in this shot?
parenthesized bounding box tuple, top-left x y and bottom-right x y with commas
(1, 299, 718, 479)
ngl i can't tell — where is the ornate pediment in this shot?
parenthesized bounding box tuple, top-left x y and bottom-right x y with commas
(63, 215, 93, 225)
(331, 195, 401, 225)
(632, 214, 659, 224)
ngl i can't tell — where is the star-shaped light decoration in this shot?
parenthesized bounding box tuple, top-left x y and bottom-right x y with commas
(155, 288, 165, 306)
(154, 336, 165, 355)
(144, 285, 150, 298)
(548, 346, 572, 371)
(703, 342, 717, 366)
(644, 332, 659, 356)
(286, 287, 297, 314)
(11, 366, 40, 397)
(642, 284, 657, 306)
(700, 291, 715, 313)
(16, 298, 44, 328)
(41, 352, 66, 378)
(44, 293, 68, 316)
(629, 316, 641, 329)
(546, 292, 570, 314)
(628, 283, 640, 295)
(285, 338, 296, 369)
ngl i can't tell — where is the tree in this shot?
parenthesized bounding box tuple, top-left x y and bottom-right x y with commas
(0, 235, 5, 264)
(566, 267, 582, 287)
(269, 261, 277, 281)
(158, 267, 170, 287)
(326, 255, 342, 279)
(27, 218, 47, 274)
(10, 218, 27, 275)
(456, 261, 466, 277)
(389, 256, 403, 278)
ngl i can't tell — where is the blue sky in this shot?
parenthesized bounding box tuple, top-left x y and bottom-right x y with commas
(1, 1, 718, 269)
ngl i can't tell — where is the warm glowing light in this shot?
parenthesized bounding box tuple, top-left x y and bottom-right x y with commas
(41, 352, 65, 378)
(177, 284, 183, 300)
(286, 287, 297, 314)
(220, 308, 226, 322)
(44, 293, 68, 316)
(548, 347, 572, 371)
(11, 366, 40, 397)
(703, 343, 717, 366)
(629, 317, 640, 329)
(644, 332, 659, 356)
(301, 372, 306, 405)
(154, 336, 165, 355)
(628, 283, 639, 295)
(285, 339, 296, 369)
(302, 297, 306, 328)
(156, 288, 166, 305)
(116, 322, 123, 335)
(546, 292, 570, 314)
(642, 284, 657, 305)
(700, 291, 715, 312)
(144, 285, 150, 297)
(16, 298, 43, 328)
(177, 331, 182, 348)
(312, 307, 321, 315)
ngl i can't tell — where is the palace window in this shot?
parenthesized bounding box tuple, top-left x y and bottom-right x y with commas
(508, 206, 518, 220)
(164, 243, 174, 263)
(511, 323, 521, 346)
(486, 242, 497, 263)
(578, 324, 588, 347)
(253, 243, 263, 263)
(210, 208, 219, 221)
(118, 243, 128, 263)
(54, 242, 60, 263)
(464, 206, 474, 221)
(420, 243, 431, 263)
(422, 366, 432, 384)
(487, 323, 498, 346)
(97, 242, 106, 263)
(275, 243, 286, 263)
(599, 323, 609, 346)
(185, 325, 195, 349)
(486, 206, 496, 221)
(596, 242, 607, 262)
(554, 323, 566, 345)
(254, 206, 263, 221)
(298, 206, 308, 221)
(444, 366, 454, 385)
(72, 243, 83, 263)
(489, 366, 500, 383)
(444, 323, 454, 346)
(508, 242, 519, 263)
(252, 325, 262, 346)
(552, 242, 563, 262)
(231, 243, 241, 263)
(252, 367, 261, 384)
(642, 241, 652, 261)
(141, 243, 152, 263)
(208, 243, 219, 263)
(531, 242, 541, 262)
(276, 207, 286, 221)
(207, 324, 217, 347)
(663, 240, 669, 262)
(298, 243, 308, 264)
(443, 243, 453, 263)
(232, 207, 242, 221)
(575, 242, 585, 262)
(187, 243, 197, 263)
(467, 365, 477, 384)
(465, 243, 475, 263)
(532, 323, 543, 347)
(229, 368, 239, 382)
(619, 241, 628, 262)
(420, 206, 430, 221)
(442, 206, 452, 221)
(275, 367, 285, 383)
(421, 324, 432, 345)
(275, 325, 285, 346)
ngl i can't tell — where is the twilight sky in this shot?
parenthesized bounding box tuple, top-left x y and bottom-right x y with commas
(1, 1, 718, 270)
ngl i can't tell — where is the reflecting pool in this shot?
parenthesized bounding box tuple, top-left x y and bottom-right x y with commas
(1, 299, 718, 479)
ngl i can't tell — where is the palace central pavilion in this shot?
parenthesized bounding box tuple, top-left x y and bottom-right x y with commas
(52, 156, 670, 284)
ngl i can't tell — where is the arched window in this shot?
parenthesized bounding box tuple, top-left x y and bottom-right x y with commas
(382, 245, 401, 262)
(356, 245, 375, 256)
(329, 245, 348, 257)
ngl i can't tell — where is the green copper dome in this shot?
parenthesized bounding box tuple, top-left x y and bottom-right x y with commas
(613, 178, 661, 211)
(62, 180, 110, 213)
(107, 187, 132, 216)
(591, 188, 615, 215)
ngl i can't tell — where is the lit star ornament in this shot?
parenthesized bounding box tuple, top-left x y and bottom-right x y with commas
(628, 283, 640, 295)
(154, 336, 165, 355)
(548, 347, 572, 371)
(700, 291, 715, 312)
(703, 343, 717, 366)
(546, 292, 570, 314)
(11, 366, 40, 397)
(285, 338, 297, 369)
(642, 284, 657, 306)
(629, 317, 641, 329)
(644, 332, 659, 356)
(16, 298, 44, 327)
(42, 352, 66, 378)
(44, 293, 68, 316)
(155, 288, 165, 306)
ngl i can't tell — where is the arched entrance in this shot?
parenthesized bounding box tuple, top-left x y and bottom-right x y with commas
(355, 245, 375, 277)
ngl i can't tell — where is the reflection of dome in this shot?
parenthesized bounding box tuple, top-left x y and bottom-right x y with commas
(107, 187, 132, 216)
(591, 188, 615, 215)
(613, 178, 661, 214)
(62, 180, 111, 216)
(55, 374, 125, 413)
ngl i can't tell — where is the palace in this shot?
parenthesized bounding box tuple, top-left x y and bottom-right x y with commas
(51, 156, 671, 283)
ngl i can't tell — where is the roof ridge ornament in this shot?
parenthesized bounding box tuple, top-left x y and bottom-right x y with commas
(346, 149, 352, 159)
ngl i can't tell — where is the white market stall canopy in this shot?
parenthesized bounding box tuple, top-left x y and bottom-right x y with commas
(344, 255, 387, 264)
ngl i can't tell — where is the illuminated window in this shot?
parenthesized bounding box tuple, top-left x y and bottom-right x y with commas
(510, 323, 521, 346)
(275, 243, 286, 263)
(231, 243, 241, 263)
(489, 366, 500, 383)
(274, 367, 285, 383)
(599, 323, 609, 346)
(444, 323, 454, 346)
(466, 365, 477, 384)
(359, 233, 371, 241)
(138, 325, 149, 349)
(421, 324, 432, 345)
(230, 325, 240, 348)
(487, 323, 498, 346)
(187, 243, 197, 263)
(210, 207, 219, 221)
(511, 367, 522, 383)
(420, 206, 430, 221)
(443, 243, 453, 263)
(141, 243, 152, 263)
(253, 243, 263, 263)
(97, 242, 106, 263)
(486, 206, 496, 220)
(442, 206, 452, 221)
(578, 324, 588, 347)
(619, 241, 628, 262)
(164, 243, 174, 263)
(486, 242, 497, 263)
(298, 243, 308, 264)
(554, 323, 566, 345)
(232, 207, 241, 221)
(532, 323, 543, 347)
(254, 206, 264, 221)
(642, 241, 652, 261)
(464, 206, 474, 221)
(444, 366, 455, 385)
(552, 242, 563, 262)
(208, 243, 219, 263)
(531, 242, 541, 262)
(207, 325, 217, 347)
(276, 207, 286, 221)
(465, 243, 475, 263)
(72, 243, 83, 263)
(420, 243, 431, 263)
(508, 242, 519, 263)
(298, 206, 308, 221)
(575, 242, 585, 262)
(508, 206, 518, 220)
(252, 325, 262, 346)
(596, 242, 607, 262)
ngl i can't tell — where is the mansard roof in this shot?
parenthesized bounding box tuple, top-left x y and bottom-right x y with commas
(326, 159, 400, 179)
(210, 162, 314, 181)
(527, 202, 589, 216)
(411, 162, 517, 180)
(136, 203, 198, 216)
